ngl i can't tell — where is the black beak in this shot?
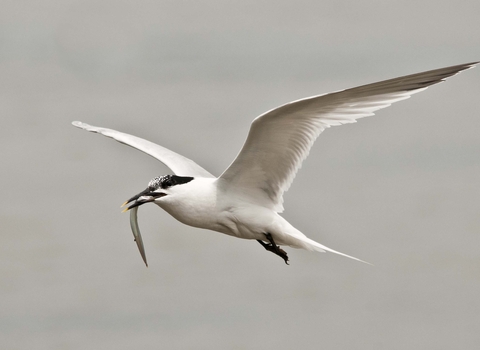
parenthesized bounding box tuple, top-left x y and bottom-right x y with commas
(121, 188, 166, 212)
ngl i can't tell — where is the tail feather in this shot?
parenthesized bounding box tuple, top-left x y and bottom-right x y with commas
(273, 214, 372, 264)
(300, 235, 372, 265)
(281, 227, 372, 264)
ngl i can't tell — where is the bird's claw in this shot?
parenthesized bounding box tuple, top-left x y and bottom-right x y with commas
(257, 233, 290, 265)
(276, 246, 289, 265)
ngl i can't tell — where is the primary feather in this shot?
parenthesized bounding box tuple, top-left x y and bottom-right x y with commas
(72, 121, 214, 178)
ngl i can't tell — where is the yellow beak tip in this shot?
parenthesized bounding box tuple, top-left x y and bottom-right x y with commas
(121, 201, 128, 208)
(121, 207, 129, 213)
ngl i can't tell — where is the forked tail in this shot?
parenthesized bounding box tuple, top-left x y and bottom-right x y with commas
(280, 224, 372, 265)
(300, 235, 372, 265)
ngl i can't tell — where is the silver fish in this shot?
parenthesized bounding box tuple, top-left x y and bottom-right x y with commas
(130, 206, 148, 267)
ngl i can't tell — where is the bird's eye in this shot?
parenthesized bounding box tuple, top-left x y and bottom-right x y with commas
(163, 179, 173, 188)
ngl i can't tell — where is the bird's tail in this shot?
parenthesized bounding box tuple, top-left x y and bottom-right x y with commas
(279, 222, 371, 264)
(297, 234, 372, 265)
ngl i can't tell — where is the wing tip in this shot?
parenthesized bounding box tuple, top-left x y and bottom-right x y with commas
(72, 121, 89, 129)
(441, 61, 479, 79)
(446, 61, 479, 76)
(463, 61, 479, 69)
(72, 121, 101, 134)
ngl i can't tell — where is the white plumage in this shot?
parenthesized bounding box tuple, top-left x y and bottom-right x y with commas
(73, 62, 477, 266)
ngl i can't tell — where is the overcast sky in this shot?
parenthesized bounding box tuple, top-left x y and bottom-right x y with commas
(1, 1, 480, 349)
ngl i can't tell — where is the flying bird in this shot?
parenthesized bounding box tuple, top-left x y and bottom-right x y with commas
(73, 62, 477, 266)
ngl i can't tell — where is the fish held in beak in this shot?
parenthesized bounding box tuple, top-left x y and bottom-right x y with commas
(129, 206, 148, 267)
(121, 188, 166, 212)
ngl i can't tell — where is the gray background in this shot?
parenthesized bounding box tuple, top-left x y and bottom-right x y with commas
(1, 1, 480, 349)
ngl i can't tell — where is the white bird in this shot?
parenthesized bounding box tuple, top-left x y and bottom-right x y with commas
(73, 62, 477, 266)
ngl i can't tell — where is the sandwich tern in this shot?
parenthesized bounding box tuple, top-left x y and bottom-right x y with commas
(73, 62, 478, 266)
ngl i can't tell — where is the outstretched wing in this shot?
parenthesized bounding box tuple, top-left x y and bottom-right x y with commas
(72, 121, 215, 178)
(219, 62, 478, 212)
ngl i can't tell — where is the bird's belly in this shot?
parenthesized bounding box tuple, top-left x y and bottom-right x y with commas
(156, 201, 273, 240)
(156, 201, 224, 232)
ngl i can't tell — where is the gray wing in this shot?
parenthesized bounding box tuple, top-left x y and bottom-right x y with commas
(72, 121, 215, 178)
(219, 62, 478, 212)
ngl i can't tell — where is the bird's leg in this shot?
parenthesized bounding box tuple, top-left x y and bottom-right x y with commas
(257, 233, 289, 265)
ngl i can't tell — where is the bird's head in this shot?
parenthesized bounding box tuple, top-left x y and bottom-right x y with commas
(121, 175, 194, 211)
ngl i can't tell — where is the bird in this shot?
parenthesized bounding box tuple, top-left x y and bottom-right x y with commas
(73, 61, 478, 267)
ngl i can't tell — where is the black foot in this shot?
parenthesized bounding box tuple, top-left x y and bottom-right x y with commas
(257, 233, 289, 265)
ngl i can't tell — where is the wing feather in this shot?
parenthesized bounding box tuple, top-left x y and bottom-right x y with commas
(72, 121, 215, 178)
(219, 62, 478, 212)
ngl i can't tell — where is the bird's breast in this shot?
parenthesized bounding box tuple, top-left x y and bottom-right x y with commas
(157, 196, 219, 230)
(154, 178, 229, 232)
